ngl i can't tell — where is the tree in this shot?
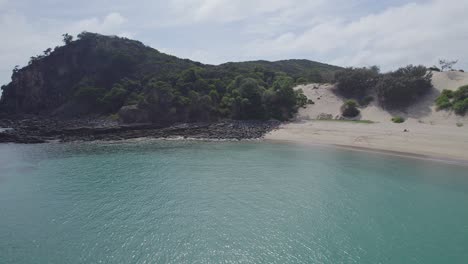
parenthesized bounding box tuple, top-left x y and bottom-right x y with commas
(439, 59, 458, 72)
(334, 67, 380, 98)
(376, 65, 432, 108)
(62, 33, 73, 45)
(12, 65, 19, 75)
(341, 99, 360, 117)
(43, 48, 52, 56)
(29, 56, 38, 65)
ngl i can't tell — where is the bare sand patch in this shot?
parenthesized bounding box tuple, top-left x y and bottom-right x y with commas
(266, 71, 468, 161)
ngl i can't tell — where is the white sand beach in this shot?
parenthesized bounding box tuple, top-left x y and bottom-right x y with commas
(266, 71, 468, 161)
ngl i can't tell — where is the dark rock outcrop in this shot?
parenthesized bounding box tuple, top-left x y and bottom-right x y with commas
(0, 117, 280, 144)
(118, 105, 150, 123)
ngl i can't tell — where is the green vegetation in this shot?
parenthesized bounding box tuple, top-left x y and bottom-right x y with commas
(456, 122, 463, 127)
(360, 95, 374, 106)
(62, 33, 73, 45)
(335, 66, 380, 98)
(435, 90, 454, 110)
(1, 32, 340, 122)
(435, 85, 468, 115)
(376, 65, 433, 108)
(340, 99, 360, 118)
(335, 65, 433, 109)
(391, 116, 405, 123)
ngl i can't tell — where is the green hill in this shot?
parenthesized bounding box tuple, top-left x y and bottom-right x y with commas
(0, 32, 340, 124)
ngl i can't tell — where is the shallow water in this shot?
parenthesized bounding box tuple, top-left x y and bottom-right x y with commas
(1, 140, 467, 263)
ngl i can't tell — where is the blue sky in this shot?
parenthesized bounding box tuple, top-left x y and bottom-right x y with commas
(1, 0, 467, 86)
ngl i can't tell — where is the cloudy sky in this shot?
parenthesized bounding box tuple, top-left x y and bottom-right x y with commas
(0, 0, 467, 85)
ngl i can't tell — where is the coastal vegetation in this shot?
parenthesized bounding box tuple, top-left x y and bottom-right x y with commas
(435, 85, 468, 115)
(334, 65, 433, 109)
(391, 116, 405, 123)
(0, 32, 340, 124)
(340, 99, 360, 117)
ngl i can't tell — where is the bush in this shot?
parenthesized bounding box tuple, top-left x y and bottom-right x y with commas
(360, 95, 374, 106)
(428, 66, 441, 72)
(307, 99, 315, 105)
(101, 86, 128, 112)
(296, 77, 308, 85)
(295, 89, 308, 108)
(435, 90, 454, 110)
(453, 99, 468, 115)
(435, 85, 468, 115)
(341, 99, 360, 117)
(73, 86, 106, 105)
(335, 66, 380, 98)
(376, 65, 432, 108)
(391, 116, 405, 123)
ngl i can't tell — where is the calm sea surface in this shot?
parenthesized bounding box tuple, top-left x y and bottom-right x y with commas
(1, 140, 467, 263)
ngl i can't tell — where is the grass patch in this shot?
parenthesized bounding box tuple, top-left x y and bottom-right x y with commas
(456, 122, 464, 127)
(391, 116, 405, 123)
(109, 113, 120, 121)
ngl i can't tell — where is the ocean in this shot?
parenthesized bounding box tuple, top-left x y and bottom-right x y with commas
(1, 140, 467, 263)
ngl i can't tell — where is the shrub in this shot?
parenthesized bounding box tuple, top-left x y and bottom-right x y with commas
(73, 86, 106, 105)
(453, 99, 468, 115)
(453, 85, 468, 101)
(307, 99, 315, 105)
(307, 69, 324, 83)
(360, 95, 374, 106)
(335, 66, 380, 98)
(341, 99, 360, 117)
(435, 90, 454, 110)
(456, 122, 463, 127)
(296, 77, 308, 85)
(376, 65, 432, 108)
(428, 66, 441, 72)
(391, 116, 405, 123)
(436, 85, 468, 115)
(109, 113, 120, 121)
(101, 86, 128, 112)
(295, 89, 308, 108)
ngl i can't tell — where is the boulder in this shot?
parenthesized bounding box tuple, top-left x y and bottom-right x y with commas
(118, 105, 150, 124)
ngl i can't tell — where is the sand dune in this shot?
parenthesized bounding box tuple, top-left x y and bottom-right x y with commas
(266, 71, 468, 161)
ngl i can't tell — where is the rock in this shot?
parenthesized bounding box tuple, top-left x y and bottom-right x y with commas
(118, 105, 150, 124)
(0, 117, 280, 143)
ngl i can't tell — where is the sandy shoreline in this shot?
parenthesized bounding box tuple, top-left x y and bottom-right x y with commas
(265, 121, 468, 164)
(265, 71, 468, 163)
(265, 132, 468, 166)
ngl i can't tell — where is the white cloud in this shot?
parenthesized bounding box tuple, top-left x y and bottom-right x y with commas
(0, 12, 59, 85)
(0, 0, 7, 9)
(1, 0, 468, 87)
(0, 12, 129, 86)
(243, 0, 468, 71)
(68, 12, 129, 37)
(168, 0, 294, 23)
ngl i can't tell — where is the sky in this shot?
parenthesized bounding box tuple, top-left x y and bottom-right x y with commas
(0, 0, 467, 86)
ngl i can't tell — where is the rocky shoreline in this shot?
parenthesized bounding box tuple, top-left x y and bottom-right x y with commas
(0, 117, 280, 144)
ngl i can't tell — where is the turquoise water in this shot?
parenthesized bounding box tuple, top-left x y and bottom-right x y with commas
(1, 140, 468, 264)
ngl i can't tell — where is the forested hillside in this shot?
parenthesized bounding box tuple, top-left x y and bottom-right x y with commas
(0, 33, 340, 124)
